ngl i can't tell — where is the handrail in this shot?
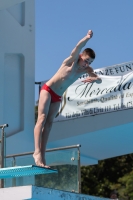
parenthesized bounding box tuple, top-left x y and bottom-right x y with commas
(6, 143, 81, 192)
(6, 144, 81, 158)
(0, 123, 8, 188)
(0, 124, 8, 129)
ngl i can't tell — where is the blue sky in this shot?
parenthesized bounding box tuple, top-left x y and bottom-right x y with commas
(35, 0, 133, 101)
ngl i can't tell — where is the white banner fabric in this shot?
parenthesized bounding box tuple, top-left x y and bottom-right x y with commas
(54, 61, 133, 122)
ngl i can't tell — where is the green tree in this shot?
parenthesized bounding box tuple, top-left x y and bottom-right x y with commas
(35, 104, 38, 123)
(116, 170, 133, 200)
(81, 154, 133, 199)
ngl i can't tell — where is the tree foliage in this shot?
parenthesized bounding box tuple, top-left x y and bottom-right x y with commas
(35, 104, 38, 123)
(81, 154, 133, 199)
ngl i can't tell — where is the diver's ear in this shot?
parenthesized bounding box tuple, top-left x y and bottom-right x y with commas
(79, 53, 83, 59)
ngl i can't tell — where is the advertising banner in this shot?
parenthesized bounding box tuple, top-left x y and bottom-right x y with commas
(53, 61, 133, 121)
(94, 61, 133, 76)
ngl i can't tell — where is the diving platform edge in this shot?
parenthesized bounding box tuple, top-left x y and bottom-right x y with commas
(0, 165, 57, 179)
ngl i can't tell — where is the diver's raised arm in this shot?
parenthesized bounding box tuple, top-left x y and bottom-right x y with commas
(63, 30, 93, 64)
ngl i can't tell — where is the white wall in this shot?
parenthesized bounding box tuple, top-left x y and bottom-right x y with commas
(0, 0, 25, 10)
(0, 0, 35, 155)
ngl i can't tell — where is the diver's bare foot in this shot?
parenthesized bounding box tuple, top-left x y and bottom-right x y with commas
(44, 165, 51, 168)
(42, 157, 51, 169)
(33, 151, 45, 167)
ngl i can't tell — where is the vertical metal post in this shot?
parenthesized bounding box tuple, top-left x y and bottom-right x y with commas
(0, 127, 5, 188)
(77, 147, 81, 193)
(1, 127, 5, 168)
(12, 157, 16, 187)
(35, 81, 41, 98)
(0, 124, 8, 188)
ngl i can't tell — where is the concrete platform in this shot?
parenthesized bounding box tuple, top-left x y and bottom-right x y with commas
(0, 185, 109, 200)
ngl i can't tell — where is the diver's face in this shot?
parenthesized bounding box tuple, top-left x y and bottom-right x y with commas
(78, 54, 94, 68)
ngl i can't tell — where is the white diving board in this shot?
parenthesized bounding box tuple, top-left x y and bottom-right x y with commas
(0, 165, 58, 179)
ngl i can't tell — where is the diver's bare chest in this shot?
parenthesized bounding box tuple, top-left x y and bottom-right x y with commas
(59, 62, 88, 77)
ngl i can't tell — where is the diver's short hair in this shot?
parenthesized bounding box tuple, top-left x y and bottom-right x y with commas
(82, 48, 96, 59)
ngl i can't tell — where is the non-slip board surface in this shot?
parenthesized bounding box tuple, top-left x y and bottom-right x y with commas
(0, 165, 57, 179)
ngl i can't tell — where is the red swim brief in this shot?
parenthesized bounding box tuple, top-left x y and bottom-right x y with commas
(41, 84, 62, 103)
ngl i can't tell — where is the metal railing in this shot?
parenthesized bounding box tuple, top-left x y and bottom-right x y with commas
(0, 123, 81, 192)
(0, 124, 8, 188)
(6, 144, 81, 158)
(6, 144, 81, 192)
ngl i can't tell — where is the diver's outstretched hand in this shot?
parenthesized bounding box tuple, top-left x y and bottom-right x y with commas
(82, 76, 102, 83)
(87, 30, 93, 39)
